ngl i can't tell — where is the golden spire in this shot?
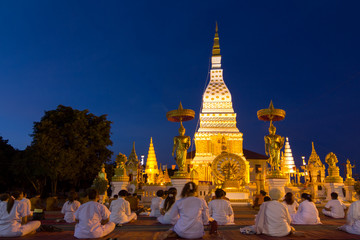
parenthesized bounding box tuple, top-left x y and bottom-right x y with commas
(145, 137, 159, 184)
(308, 142, 322, 167)
(128, 141, 139, 165)
(212, 22, 221, 56)
(178, 101, 183, 111)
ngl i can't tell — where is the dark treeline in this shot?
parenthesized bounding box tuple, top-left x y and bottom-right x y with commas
(0, 105, 114, 196)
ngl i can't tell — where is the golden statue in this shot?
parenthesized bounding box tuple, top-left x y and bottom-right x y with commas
(257, 101, 286, 178)
(166, 102, 195, 178)
(114, 153, 127, 177)
(264, 122, 285, 172)
(346, 159, 355, 179)
(325, 152, 338, 167)
(172, 124, 191, 172)
(324, 152, 343, 183)
(98, 163, 108, 181)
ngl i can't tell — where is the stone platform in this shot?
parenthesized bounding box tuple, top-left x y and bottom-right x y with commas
(4, 205, 359, 240)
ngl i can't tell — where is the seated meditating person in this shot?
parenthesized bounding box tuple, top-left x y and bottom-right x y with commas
(208, 188, 234, 225)
(322, 192, 346, 218)
(21, 193, 31, 216)
(61, 192, 81, 223)
(157, 188, 178, 224)
(109, 190, 137, 225)
(291, 193, 321, 225)
(253, 188, 293, 237)
(108, 195, 118, 207)
(74, 189, 115, 239)
(282, 192, 299, 215)
(253, 190, 267, 209)
(46, 195, 59, 211)
(162, 182, 210, 239)
(263, 196, 271, 202)
(338, 189, 360, 235)
(0, 191, 41, 237)
(149, 190, 164, 217)
(30, 193, 42, 211)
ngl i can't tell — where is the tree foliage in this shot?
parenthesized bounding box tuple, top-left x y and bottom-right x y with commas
(31, 105, 113, 194)
(0, 137, 17, 192)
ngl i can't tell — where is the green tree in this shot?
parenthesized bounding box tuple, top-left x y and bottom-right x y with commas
(11, 147, 47, 194)
(31, 105, 113, 194)
(0, 137, 17, 192)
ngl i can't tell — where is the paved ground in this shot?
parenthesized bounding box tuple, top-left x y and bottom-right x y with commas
(2, 205, 359, 240)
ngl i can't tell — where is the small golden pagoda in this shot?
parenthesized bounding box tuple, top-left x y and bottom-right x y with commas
(145, 137, 159, 184)
(163, 167, 171, 184)
(307, 142, 325, 184)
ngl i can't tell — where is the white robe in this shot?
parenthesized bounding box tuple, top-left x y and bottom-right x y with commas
(74, 201, 115, 239)
(0, 201, 41, 237)
(149, 197, 163, 217)
(208, 199, 234, 225)
(157, 201, 178, 224)
(322, 199, 346, 218)
(291, 200, 321, 224)
(21, 198, 31, 217)
(282, 201, 299, 215)
(61, 200, 81, 223)
(255, 201, 292, 237)
(109, 198, 137, 225)
(339, 200, 360, 235)
(168, 197, 210, 239)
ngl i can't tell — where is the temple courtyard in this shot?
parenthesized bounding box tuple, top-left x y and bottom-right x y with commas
(2, 205, 358, 240)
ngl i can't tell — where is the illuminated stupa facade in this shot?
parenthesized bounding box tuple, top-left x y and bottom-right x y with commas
(191, 25, 250, 185)
(282, 137, 296, 174)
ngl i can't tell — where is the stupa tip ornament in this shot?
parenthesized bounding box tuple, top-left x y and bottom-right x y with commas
(257, 100, 286, 122)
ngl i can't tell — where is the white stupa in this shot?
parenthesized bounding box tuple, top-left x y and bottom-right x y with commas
(283, 137, 296, 173)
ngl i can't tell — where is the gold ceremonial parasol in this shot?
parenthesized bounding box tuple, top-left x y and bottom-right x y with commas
(166, 102, 195, 124)
(257, 100, 286, 122)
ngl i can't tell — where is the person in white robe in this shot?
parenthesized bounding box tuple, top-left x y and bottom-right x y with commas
(149, 190, 164, 217)
(253, 188, 293, 237)
(291, 193, 321, 225)
(21, 193, 31, 217)
(61, 192, 81, 223)
(74, 189, 115, 239)
(338, 191, 360, 235)
(157, 188, 178, 225)
(208, 188, 234, 225)
(0, 192, 41, 237)
(167, 182, 210, 239)
(322, 192, 346, 218)
(282, 192, 299, 215)
(109, 190, 137, 225)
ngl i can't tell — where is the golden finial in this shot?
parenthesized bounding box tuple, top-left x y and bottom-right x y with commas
(269, 100, 274, 110)
(212, 22, 220, 56)
(178, 101, 183, 111)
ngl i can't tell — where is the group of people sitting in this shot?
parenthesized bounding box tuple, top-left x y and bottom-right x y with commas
(2, 184, 360, 239)
(242, 188, 360, 237)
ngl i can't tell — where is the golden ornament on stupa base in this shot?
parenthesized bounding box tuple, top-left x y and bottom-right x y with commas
(257, 101, 287, 179)
(166, 102, 195, 178)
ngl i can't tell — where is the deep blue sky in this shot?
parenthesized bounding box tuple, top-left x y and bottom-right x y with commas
(0, 1, 359, 177)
